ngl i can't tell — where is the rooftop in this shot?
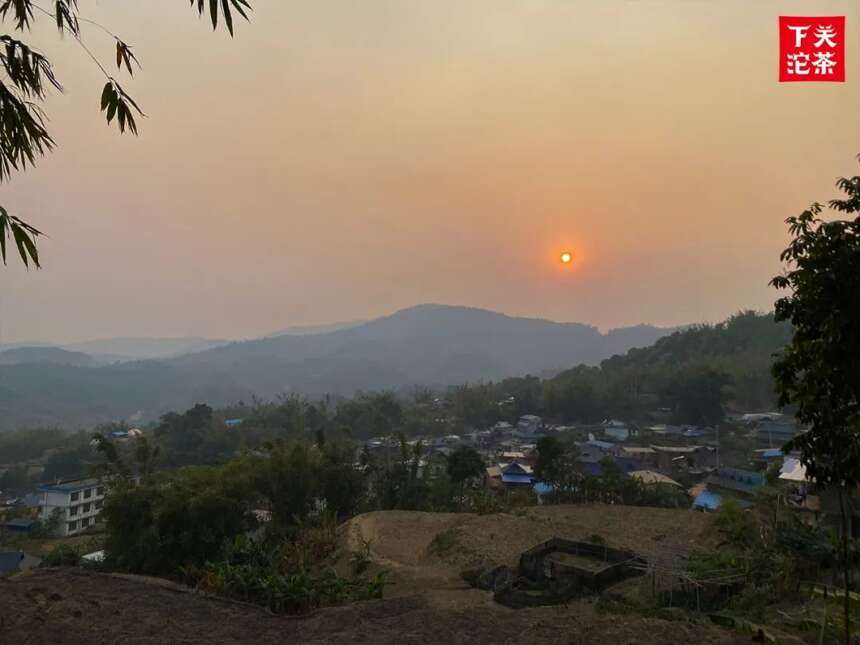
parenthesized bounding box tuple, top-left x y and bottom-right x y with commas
(650, 445, 703, 453)
(501, 472, 534, 485)
(622, 447, 656, 455)
(628, 470, 681, 487)
(37, 478, 100, 493)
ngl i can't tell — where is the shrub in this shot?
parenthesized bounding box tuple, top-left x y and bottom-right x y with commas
(42, 544, 81, 567)
(429, 528, 461, 557)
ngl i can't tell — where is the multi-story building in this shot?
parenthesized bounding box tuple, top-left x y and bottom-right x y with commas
(38, 478, 105, 536)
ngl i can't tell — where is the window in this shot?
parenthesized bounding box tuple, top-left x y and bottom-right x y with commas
(69, 505, 79, 516)
(70, 492, 80, 502)
(96, 487, 104, 496)
(83, 503, 91, 513)
(95, 500, 103, 510)
(84, 488, 93, 499)
(81, 517, 90, 528)
(67, 521, 78, 532)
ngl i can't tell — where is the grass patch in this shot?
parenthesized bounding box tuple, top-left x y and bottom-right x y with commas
(429, 528, 462, 557)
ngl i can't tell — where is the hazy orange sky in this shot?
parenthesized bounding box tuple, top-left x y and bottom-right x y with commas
(1, 0, 858, 343)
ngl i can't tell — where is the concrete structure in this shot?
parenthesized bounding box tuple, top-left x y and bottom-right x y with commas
(38, 478, 105, 536)
(494, 538, 644, 607)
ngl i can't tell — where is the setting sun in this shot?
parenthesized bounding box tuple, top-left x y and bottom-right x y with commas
(560, 251, 572, 265)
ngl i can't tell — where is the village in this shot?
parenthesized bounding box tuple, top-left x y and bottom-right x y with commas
(359, 409, 816, 513)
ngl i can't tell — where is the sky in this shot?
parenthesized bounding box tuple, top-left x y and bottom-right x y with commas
(1, 0, 859, 344)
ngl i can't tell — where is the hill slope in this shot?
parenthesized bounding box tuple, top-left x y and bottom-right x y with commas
(0, 506, 748, 644)
(0, 346, 96, 368)
(0, 305, 672, 429)
(544, 311, 792, 418)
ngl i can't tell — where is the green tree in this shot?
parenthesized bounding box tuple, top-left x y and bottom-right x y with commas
(446, 446, 484, 509)
(0, 0, 252, 267)
(102, 469, 251, 575)
(673, 367, 730, 426)
(771, 155, 860, 644)
(534, 436, 564, 482)
(0, 465, 30, 493)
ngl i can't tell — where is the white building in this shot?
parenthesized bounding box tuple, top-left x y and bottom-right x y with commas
(38, 478, 105, 537)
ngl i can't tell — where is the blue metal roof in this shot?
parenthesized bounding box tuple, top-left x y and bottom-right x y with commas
(501, 473, 533, 484)
(761, 449, 783, 459)
(693, 491, 722, 510)
(37, 478, 99, 493)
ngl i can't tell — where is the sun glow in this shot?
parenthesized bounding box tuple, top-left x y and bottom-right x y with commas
(560, 251, 572, 264)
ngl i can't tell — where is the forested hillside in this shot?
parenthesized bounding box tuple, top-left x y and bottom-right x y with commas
(543, 311, 791, 424)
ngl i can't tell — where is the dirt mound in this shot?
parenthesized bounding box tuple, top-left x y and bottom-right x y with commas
(342, 504, 711, 579)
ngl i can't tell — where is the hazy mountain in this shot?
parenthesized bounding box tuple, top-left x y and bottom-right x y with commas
(264, 320, 366, 338)
(0, 304, 676, 429)
(0, 346, 97, 368)
(62, 336, 231, 362)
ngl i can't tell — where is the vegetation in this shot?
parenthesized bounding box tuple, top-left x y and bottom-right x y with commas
(193, 525, 385, 615)
(446, 446, 485, 508)
(0, 0, 252, 268)
(771, 155, 860, 644)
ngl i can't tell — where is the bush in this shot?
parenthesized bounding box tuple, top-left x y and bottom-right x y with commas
(102, 474, 252, 575)
(196, 533, 386, 614)
(42, 544, 81, 567)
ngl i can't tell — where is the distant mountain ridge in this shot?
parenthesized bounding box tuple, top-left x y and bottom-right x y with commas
(63, 336, 231, 362)
(264, 320, 367, 338)
(0, 346, 97, 368)
(0, 304, 676, 430)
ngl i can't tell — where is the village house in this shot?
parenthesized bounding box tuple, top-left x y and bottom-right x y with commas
(754, 421, 802, 448)
(485, 461, 535, 490)
(38, 478, 105, 537)
(516, 415, 542, 436)
(601, 419, 631, 442)
(693, 466, 765, 511)
(618, 446, 657, 466)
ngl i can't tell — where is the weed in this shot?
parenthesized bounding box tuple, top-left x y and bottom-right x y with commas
(429, 528, 461, 557)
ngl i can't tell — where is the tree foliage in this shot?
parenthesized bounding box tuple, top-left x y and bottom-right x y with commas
(771, 154, 860, 644)
(0, 0, 253, 266)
